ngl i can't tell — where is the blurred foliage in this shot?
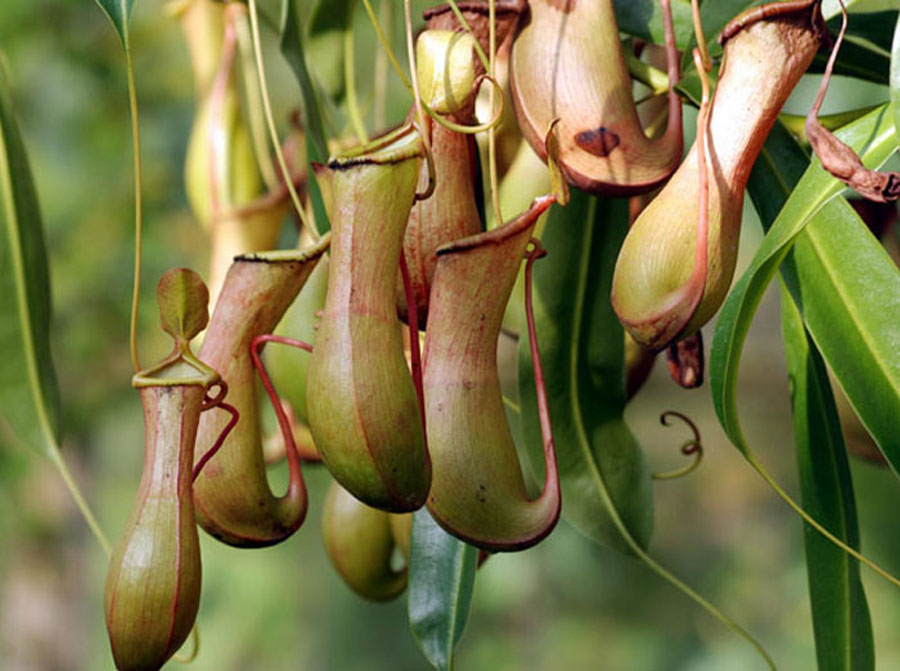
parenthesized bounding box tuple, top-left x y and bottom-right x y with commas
(2, 1, 900, 670)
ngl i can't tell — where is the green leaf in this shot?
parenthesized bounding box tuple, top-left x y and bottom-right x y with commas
(280, 0, 331, 234)
(747, 121, 875, 669)
(408, 510, 478, 671)
(809, 11, 897, 84)
(93, 0, 134, 49)
(747, 121, 900, 479)
(891, 11, 900, 138)
(613, 0, 694, 50)
(710, 104, 898, 462)
(0, 65, 62, 457)
(781, 288, 874, 671)
(280, 0, 329, 162)
(307, 0, 359, 101)
(517, 191, 653, 553)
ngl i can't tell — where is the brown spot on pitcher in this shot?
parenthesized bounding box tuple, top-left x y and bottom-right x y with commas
(575, 126, 620, 157)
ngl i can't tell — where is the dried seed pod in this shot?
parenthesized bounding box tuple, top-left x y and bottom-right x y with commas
(307, 125, 430, 512)
(193, 237, 330, 547)
(509, 0, 683, 196)
(322, 480, 409, 601)
(611, 0, 825, 350)
(424, 197, 559, 551)
(105, 269, 223, 671)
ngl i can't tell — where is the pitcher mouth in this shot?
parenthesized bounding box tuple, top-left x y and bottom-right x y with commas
(234, 232, 331, 265)
(436, 195, 555, 257)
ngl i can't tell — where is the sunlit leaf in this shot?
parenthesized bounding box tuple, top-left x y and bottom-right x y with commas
(781, 289, 875, 671)
(307, 0, 359, 102)
(747, 121, 875, 669)
(710, 105, 898, 464)
(408, 510, 478, 671)
(518, 191, 653, 553)
(0, 65, 62, 457)
(280, 0, 331, 233)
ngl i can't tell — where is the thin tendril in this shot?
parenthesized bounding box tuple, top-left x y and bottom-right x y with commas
(427, 74, 505, 135)
(361, 0, 411, 88)
(524, 238, 557, 497)
(192, 399, 239, 482)
(251, 334, 308, 498)
(444, 0, 491, 70)
(652, 411, 703, 480)
(172, 625, 200, 664)
(746, 450, 900, 591)
(691, 0, 712, 73)
(49, 449, 112, 556)
(247, 0, 315, 234)
(403, 0, 436, 201)
(125, 50, 143, 373)
(487, 0, 502, 225)
(344, 26, 369, 144)
(233, 7, 279, 191)
(810, 0, 847, 120)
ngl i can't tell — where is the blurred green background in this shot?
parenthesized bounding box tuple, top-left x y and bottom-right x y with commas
(3, 1, 900, 669)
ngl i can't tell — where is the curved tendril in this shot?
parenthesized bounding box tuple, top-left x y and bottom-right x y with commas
(172, 625, 200, 665)
(652, 411, 703, 480)
(487, 0, 502, 225)
(399, 249, 427, 436)
(192, 380, 240, 482)
(424, 74, 506, 135)
(444, 0, 491, 71)
(524, 236, 558, 489)
(250, 334, 313, 479)
(404, 0, 437, 201)
(361, 0, 412, 89)
(690, 0, 712, 73)
(245, 0, 316, 234)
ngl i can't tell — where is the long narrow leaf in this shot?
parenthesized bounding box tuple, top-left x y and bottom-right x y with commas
(710, 104, 898, 462)
(307, 0, 359, 102)
(781, 288, 874, 671)
(747, 121, 875, 669)
(280, 0, 331, 233)
(408, 510, 478, 671)
(518, 191, 653, 553)
(280, 0, 329, 162)
(0, 66, 62, 457)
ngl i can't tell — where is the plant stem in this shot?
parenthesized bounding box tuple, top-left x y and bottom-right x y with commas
(125, 50, 143, 374)
(247, 0, 315, 234)
(487, 0, 502, 225)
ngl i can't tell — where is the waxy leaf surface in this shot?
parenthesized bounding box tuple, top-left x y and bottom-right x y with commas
(0, 67, 62, 457)
(408, 510, 478, 671)
(748, 122, 875, 670)
(711, 105, 900, 469)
